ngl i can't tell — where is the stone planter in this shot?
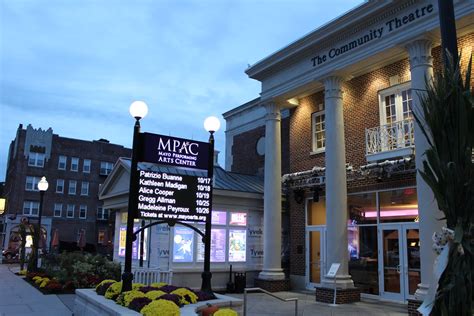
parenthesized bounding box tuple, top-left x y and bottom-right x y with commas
(73, 289, 243, 316)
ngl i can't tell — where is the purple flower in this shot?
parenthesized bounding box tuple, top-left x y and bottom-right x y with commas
(158, 285, 179, 293)
(194, 290, 215, 301)
(138, 286, 161, 293)
(160, 294, 182, 307)
(128, 297, 152, 312)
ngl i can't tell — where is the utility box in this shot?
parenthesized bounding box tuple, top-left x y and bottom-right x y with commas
(234, 272, 246, 293)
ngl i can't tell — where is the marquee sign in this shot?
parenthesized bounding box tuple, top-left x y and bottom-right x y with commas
(139, 133, 210, 170)
(136, 169, 211, 222)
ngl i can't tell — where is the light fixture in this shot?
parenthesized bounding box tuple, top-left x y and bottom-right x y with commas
(204, 116, 221, 133)
(0, 198, 5, 215)
(37, 176, 49, 192)
(129, 101, 148, 120)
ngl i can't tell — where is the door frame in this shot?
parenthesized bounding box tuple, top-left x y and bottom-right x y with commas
(305, 226, 326, 289)
(378, 222, 419, 301)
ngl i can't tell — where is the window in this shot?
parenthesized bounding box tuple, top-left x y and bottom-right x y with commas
(54, 203, 62, 217)
(100, 162, 113, 175)
(229, 229, 246, 262)
(67, 204, 75, 218)
(83, 159, 91, 173)
(98, 230, 106, 244)
(25, 176, 40, 191)
(79, 205, 87, 219)
(23, 201, 39, 216)
(28, 152, 45, 167)
(311, 104, 325, 153)
(379, 83, 412, 125)
(68, 180, 77, 195)
(56, 179, 64, 193)
(81, 182, 89, 196)
(71, 157, 79, 172)
(58, 155, 67, 170)
(97, 207, 109, 220)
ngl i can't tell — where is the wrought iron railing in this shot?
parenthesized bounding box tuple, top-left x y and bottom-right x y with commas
(366, 118, 415, 156)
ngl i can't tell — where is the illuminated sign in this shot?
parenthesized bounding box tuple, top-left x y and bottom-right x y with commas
(139, 133, 209, 170)
(136, 170, 211, 222)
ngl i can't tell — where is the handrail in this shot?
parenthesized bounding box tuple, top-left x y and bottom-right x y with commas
(243, 287, 298, 316)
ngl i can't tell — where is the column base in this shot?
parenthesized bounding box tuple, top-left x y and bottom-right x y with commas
(258, 270, 285, 281)
(254, 278, 290, 292)
(315, 286, 361, 304)
(408, 299, 425, 316)
(414, 283, 429, 300)
(321, 274, 354, 289)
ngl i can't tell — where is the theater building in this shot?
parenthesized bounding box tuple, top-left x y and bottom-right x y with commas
(224, 0, 473, 307)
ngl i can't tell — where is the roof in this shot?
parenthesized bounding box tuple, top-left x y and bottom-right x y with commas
(120, 158, 264, 194)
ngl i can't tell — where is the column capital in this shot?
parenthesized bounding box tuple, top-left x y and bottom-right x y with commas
(322, 76, 344, 99)
(264, 102, 281, 122)
(406, 38, 433, 70)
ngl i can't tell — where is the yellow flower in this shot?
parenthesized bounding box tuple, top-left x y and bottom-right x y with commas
(140, 299, 180, 316)
(150, 282, 167, 288)
(39, 278, 50, 288)
(214, 309, 238, 316)
(132, 283, 146, 290)
(105, 281, 122, 299)
(171, 288, 198, 304)
(145, 290, 166, 300)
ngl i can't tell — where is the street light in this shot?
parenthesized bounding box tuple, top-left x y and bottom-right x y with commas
(201, 116, 220, 295)
(122, 100, 148, 292)
(34, 176, 48, 271)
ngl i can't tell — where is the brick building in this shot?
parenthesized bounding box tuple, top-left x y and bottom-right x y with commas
(224, 0, 473, 309)
(2, 124, 131, 256)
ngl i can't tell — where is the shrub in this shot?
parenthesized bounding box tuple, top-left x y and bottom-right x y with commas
(145, 290, 166, 300)
(96, 280, 116, 296)
(214, 309, 238, 316)
(105, 281, 122, 300)
(140, 299, 180, 316)
(116, 290, 146, 307)
(128, 296, 152, 313)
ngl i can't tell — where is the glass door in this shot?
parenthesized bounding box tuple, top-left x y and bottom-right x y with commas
(379, 223, 419, 301)
(306, 227, 325, 288)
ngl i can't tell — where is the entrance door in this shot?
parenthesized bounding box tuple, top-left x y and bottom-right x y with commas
(306, 227, 325, 288)
(379, 223, 420, 301)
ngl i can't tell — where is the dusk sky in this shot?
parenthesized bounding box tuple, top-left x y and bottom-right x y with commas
(0, 0, 362, 181)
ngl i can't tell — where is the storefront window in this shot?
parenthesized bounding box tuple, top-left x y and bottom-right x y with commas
(379, 188, 418, 223)
(229, 229, 246, 262)
(347, 193, 377, 225)
(307, 197, 326, 225)
(229, 212, 247, 226)
(348, 225, 379, 295)
(172, 226, 194, 262)
(118, 225, 147, 260)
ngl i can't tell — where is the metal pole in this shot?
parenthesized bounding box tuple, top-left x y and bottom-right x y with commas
(437, 0, 459, 68)
(201, 131, 214, 295)
(33, 190, 45, 271)
(122, 118, 141, 292)
(139, 219, 145, 267)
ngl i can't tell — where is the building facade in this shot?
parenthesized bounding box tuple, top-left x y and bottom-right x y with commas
(2, 124, 131, 256)
(224, 0, 473, 306)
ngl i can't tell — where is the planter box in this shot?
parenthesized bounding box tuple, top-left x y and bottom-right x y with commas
(74, 289, 243, 316)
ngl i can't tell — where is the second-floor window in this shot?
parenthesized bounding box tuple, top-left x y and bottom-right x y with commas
(83, 159, 91, 173)
(100, 162, 113, 176)
(97, 207, 108, 220)
(81, 182, 89, 196)
(23, 201, 39, 216)
(28, 152, 45, 167)
(311, 104, 326, 153)
(69, 180, 77, 195)
(58, 155, 67, 170)
(25, 176, 41, 191)
(54, 203, 62, 217)
(56, 179, 64, 193)
(79, 205, 87, 219)
(67, 204, 75, 218)
(71, 157, 79, 172)
(379, 83, 413, 125)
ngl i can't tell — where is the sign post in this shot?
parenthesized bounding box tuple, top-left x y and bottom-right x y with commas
(327, 263, 340, 306)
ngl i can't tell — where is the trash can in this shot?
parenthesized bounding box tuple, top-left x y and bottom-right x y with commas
(234, 272, 246, 293)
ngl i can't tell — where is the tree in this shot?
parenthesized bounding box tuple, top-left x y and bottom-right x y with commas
(414, 54, 473, 315)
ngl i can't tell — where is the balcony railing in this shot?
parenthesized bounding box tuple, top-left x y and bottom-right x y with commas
(366, 118, 415, 160)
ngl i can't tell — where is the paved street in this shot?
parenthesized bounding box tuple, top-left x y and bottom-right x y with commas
(0, 264, 72, 316)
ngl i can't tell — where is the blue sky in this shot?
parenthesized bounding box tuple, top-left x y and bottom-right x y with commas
(0, 0, 362, 180)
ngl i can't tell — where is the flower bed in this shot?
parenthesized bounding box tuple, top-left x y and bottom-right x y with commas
(89, 280, 241, 316)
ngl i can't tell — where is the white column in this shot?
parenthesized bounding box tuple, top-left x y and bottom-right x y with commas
(322, 76, 353, 288)
(259, 102, 285, 280)
(406, 39, 444, 299)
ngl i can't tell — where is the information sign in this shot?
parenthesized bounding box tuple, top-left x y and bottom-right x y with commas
(136, 170, 211, 222)
(327, 263, 341, 278)
(139, 133, 210, 170)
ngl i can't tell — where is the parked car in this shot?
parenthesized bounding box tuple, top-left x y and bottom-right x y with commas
(2, 247, 19, 260)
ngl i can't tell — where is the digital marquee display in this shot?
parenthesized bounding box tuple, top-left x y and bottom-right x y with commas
(136, 170, 211, 222)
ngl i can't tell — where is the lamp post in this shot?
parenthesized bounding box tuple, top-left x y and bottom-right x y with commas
(122, 100, 148, 292)
(34, 176, 48, 271)
(201, 116, 220, 295)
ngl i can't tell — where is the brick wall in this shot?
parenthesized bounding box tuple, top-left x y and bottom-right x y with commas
(315, 287, 361, 304)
